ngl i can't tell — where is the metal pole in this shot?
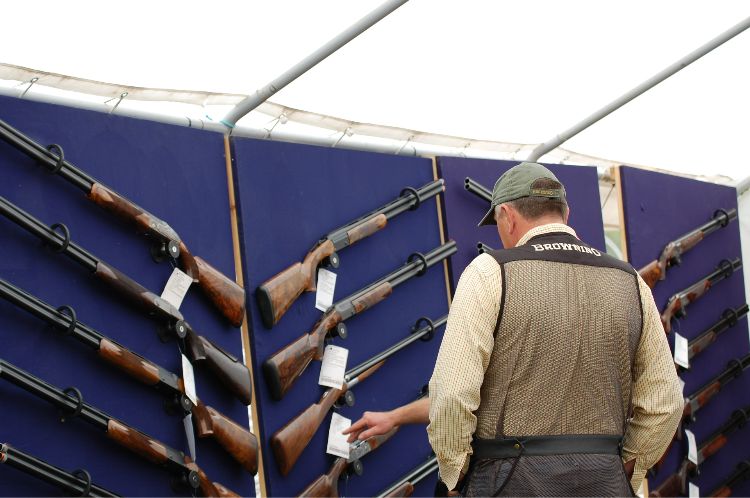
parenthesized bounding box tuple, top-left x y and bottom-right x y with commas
(527, 15, 750, 162)
(221, 0, 408, 129)
(737, 175, 750, 196)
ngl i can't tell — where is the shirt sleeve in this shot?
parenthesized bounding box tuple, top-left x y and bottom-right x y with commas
(622, 274, 685, 492)
(427, 254, 501, 490)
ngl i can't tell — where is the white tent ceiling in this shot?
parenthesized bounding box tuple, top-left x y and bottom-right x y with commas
(1, 1, 748, 181)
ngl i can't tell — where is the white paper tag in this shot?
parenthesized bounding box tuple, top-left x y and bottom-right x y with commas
(688, 482, 699, 498)
(674, 333, 690, 368)
(181, 354, 198, 406)
(315, 268, 337, 312)
(685, 429, 698, 464)
(319, 345, 349, 389)
(184, 413, 196, 461)
(327, 412, 351, 459)
(160, 267, 193, 309)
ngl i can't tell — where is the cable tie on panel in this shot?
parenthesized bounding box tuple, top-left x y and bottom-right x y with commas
(19, 76, 39, 98)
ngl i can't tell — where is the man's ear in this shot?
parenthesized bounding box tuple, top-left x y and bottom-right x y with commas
(564, 207, 570, 224)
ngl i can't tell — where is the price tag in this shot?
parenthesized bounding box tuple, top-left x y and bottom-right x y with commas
(161, 267, 193, 309)
(674, 333, 690, 368)
(685, 429, 698, 464)
(315, 268, 337, 311)
(181, 354, 198, 406)
(688, 482, 699, 498)
(184, 414, 196, 461)
(327, 412, 351, 459)
(319, 345, 349, 389)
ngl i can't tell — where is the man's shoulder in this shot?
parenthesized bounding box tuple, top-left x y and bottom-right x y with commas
(462, 252, 502, 279)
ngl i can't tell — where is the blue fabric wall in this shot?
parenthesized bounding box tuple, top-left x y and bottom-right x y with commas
(232, 138, 448, 497)
(0, 95, 253, 496)
(620, 165, 749, 496)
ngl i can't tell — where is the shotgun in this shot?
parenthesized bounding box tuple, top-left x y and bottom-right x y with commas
(0, 443, 119, 497)
(683, 352, 750, 423)
(0, 359, 240, 497)
(683, 304, 748, 368)
(0, 278, 257, 473)
(660, 258, 742, 333)
(0, 117, 245, 326)
(638, 208, 737, 289)
(477, 242, 495, 255)
(652, 352, 750, 475)
(271, 314, 447, 475)
(377, 455, 439, 498)
(650, 406, 750, 497)
(297, 429, 399, 498)
(464, 177, 492, 203)
(263, 241, 456, 400)
(256, 179, 445, 328)
(0, 197, 252, 405)
(708, 460, 750, 497)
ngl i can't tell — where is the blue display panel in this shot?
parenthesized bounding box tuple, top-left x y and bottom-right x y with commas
(0, 95, 253, 496)
(232, 138, 448, 497)
(620, 165, 748, 496)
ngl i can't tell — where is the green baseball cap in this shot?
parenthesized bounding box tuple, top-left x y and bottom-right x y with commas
(478, 162, 565, 226)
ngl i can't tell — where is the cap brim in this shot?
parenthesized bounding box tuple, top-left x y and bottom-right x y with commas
(477, 206, 496, 227)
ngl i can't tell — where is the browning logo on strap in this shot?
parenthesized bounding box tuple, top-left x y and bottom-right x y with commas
(531, 242, 602, 256)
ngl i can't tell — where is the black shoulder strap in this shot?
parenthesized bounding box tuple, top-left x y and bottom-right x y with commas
(488, 232, 636, 275)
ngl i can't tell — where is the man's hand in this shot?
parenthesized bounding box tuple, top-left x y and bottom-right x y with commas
(342, 410, 397, 442)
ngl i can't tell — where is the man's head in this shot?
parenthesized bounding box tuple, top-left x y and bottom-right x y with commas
(478, 162, 569, 248)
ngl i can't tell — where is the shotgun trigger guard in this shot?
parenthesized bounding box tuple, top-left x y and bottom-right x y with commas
(71, 468, 92, 497)
(323, 251, 340, 269)
(49, 223, 71, 253)
(45, 144, 65, 174)
(56, 305, 77, 336)
(407, 252, 428, 276)
(412, 316, 435, 342)
(60, 387, 84, 422)
(400, 186, 421, 211)
(714, 209, 730, 227)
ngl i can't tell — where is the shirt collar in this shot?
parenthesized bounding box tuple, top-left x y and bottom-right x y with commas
(516, 223, 578, 247)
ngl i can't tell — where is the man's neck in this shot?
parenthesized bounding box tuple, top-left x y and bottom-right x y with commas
(515, 221, 576, 247)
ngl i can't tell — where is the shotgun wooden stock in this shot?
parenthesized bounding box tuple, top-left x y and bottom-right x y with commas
(638, 260, 663, 289)
(297, 457, 348, 498)
(263, 312, 341, 401)
(193, 400, 258, 475)
(186, 333, 253, 405)
(263, 282, 392, 400)
(271, 362, 384, 475)
(256, 240, 336, 329)
(87, 182, 246, 326)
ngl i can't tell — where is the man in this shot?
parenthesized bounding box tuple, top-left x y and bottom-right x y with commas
(345, 162, 683, 496)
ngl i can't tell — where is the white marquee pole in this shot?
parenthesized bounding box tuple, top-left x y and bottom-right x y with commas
(221, 0, 408, 130)
(527, 15, 750, 162)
